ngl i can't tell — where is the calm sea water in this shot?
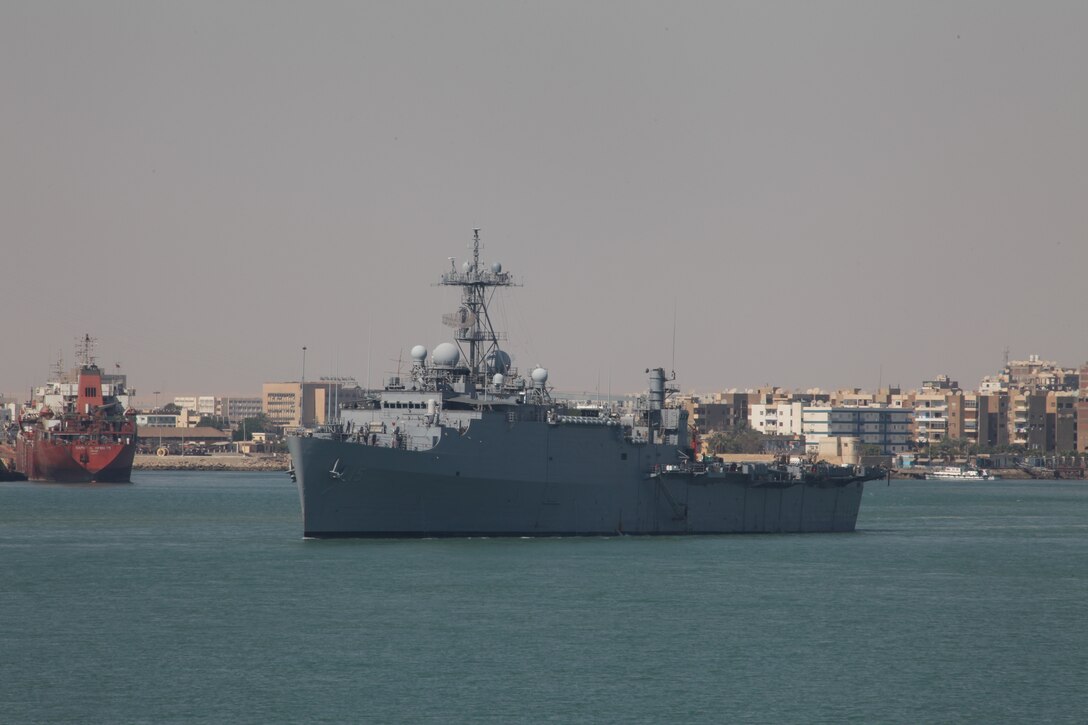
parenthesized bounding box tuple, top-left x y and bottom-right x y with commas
(1, 473, 1085, 724)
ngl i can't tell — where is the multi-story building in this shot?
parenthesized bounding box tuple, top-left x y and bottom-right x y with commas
(264, 383, 310, 429)
(802, 407, 912, 454)
(1047, 391, 1078, 453)
(749, 402, 804, 435)
(1008, 390, 1047, 450)
(688, 391, 751, 434)
(262, 381, 366, 430)
(218, 396, 263, 422)
(912, 376, 960, 445)
(173, 396, 217, 416)
(1006, 355, 1079, 391)
(960, 392, 1009, 449)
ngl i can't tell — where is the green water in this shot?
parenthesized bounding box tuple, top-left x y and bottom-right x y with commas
(1, 473, 1085, 723)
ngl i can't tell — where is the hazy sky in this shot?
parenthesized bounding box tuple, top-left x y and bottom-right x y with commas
(3, 1, 1085, 403)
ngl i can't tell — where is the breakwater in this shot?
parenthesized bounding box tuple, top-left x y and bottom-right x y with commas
(133, 454, 289, 472)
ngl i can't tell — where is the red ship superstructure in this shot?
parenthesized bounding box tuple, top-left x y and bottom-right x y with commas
(15, 335, 138, 483)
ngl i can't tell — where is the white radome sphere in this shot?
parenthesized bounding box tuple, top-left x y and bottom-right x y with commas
(410, 345, 428, 362)
(492, 373, 505, 387)
(491, 262, 502, 274)
(432, 342, 460, 367)
(531, 367, 549, 384)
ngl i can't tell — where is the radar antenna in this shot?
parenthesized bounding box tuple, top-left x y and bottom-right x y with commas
(75, 333, 97, 369)
(438, 229, 519, 393)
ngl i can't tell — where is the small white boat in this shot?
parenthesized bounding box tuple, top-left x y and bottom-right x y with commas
(925, 465, 997, 481)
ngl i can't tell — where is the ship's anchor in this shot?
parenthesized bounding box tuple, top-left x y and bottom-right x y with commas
(328, 459, 345, 480)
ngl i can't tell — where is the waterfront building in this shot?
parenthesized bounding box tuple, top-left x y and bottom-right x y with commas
(802, 407, 911, 454)
(749, 402, 804, 436)
(138, 426, 231, 449)
(136, 413, 180, 427)
(173, 395, 217, 416)
(688, 391, 751, 434)
(1047, 391, 1078, 453)
(262, 380, 366, 430)
(1008, 390, 1047, 449)
(960, 392, 1009, 449)
(911, 375, 960, 445)
(218, 396, 263, 422)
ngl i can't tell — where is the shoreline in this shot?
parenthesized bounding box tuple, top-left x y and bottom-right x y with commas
(133, 454, 289, 472)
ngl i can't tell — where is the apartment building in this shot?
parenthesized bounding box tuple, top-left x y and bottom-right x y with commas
(687, 391, 752, 434)
(1008, 390, 1047, 449)
(1006, 355, 1079, 391)
(912, 376, 960, 445)
(959, 392, 1009, 449)
(1047, 391, 1078, 453)
(802, 407, 912, 454)
(749, 402, 804, 436)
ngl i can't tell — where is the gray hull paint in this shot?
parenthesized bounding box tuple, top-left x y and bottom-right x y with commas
(288, 416, 864, 537)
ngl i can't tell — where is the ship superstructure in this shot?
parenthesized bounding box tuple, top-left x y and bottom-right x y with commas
(15, 335, 138, 483)
(287, 231, 881, 537)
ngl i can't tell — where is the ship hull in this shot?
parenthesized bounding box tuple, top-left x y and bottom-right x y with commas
(15, 438, 136, 483)
(288, 419, 865, 537)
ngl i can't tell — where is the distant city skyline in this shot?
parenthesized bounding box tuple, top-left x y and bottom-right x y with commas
(4, 341, 1082, 409)
(3, 2, 1085, 401)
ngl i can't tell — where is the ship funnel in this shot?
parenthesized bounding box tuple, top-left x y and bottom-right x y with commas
(648, 368, 666, 411)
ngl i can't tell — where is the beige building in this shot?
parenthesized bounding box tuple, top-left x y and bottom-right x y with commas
(264, 382, 320, 429)
(262, 381, 367, 430)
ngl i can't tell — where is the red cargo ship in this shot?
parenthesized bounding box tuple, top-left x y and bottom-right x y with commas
(15, 337, 138, 483)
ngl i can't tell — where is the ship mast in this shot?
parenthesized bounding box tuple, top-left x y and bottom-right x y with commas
(439, 229, 517, 392)
(75, 334, 97, 370)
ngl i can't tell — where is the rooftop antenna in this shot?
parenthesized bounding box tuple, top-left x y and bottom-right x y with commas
(1003, 346, 1010, 369)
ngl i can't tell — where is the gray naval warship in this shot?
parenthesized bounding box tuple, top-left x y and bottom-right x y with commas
(286, 231, 883, 538)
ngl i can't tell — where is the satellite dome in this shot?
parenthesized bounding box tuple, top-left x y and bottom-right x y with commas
(491, 262, 502, 274)
(432, 342, 461, 367)
(461, 261, 471, 273)
(531, 367, 549, 385)
(492, 373, 505, 387)
(484, 349, 512, 374)
(410, 345, 428, 362)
